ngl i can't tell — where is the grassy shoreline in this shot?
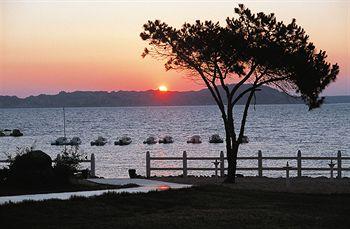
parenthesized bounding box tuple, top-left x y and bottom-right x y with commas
(2, 177, 350, 228)
(1, 185, 350, 229)
(152, 176, 350, 194)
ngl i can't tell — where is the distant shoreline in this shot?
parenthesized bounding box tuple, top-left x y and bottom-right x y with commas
(0, 84, 301, 108)
(0, 102, 349, 110)
(1, 86, 349, 109)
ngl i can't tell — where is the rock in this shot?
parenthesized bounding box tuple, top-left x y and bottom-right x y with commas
(10, 129, 23, 137)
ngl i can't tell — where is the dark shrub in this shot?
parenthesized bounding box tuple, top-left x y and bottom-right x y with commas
(4, 146, 85, 187)
(81, 169, 89, 179)
(53, 163, 74, 184)
(0, 167, 9, 184)
(8, 150, 54, 186)
(53, 146, 84, 184)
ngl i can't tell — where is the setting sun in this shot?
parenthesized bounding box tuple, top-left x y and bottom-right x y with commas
(158, 85, 168, 92)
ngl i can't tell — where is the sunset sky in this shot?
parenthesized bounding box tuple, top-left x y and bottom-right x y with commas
(0, 0, 349, 97)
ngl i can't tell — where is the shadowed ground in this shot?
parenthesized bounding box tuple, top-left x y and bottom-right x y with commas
(152, 176, 350, 194)
(1, 185, 349, 229)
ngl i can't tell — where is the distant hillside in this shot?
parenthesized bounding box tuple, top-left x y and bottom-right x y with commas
(324, 96, 350, 104)
(1, 84, 346, 108)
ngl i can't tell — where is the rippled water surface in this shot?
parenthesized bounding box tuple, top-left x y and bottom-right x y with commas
(1, 104, 349, 178)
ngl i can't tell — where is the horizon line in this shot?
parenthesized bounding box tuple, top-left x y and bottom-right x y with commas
(1, 87, 350, 99)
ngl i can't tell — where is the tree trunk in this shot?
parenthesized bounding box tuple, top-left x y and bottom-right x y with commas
(225, 140, 239, 183)
(223, 117, 239, 183)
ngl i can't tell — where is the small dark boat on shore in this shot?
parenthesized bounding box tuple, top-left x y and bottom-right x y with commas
(51, 108, 81, 146)
(51, 137, 69, 145)
(115, 136, 132, 146)
(209, 134, 224, 143)
(143, 136, 157, 144)
(187, 135, 202, 144)
(159, 136, 173, 144)
(0, 129, 23, 137)
(240, 136, 249, 144)
(91, 136, 107, 146)
(51, 136, 82, 146)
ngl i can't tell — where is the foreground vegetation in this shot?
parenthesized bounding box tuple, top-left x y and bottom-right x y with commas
(0, 146, 106, 196)
(1, 185, 350, 229)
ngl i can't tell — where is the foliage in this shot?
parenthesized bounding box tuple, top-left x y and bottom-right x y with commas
(2, 144, 86, 186)
(140, 4, 339, 182)
(55, 146, 85, 171)
(0, 167, 9, 184)
(5, 141, 37, 164)
(6, 146, 31, 164)
(53, 146, 86, 184)
(1, 145, 38, 185)
(7, 149, 53, 186)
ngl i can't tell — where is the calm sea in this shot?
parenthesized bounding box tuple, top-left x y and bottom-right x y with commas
(1, 104, 349, 178)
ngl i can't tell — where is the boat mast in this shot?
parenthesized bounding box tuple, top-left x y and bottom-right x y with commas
(63, 107, 66, 138)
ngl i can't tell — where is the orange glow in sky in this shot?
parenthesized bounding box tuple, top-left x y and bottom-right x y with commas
(158, 85, 168, 92)
(0, 0, 349, 97)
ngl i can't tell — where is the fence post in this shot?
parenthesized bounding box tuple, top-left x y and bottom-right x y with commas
(329, 160, 335, 179)
(258, 150, 262, 177)
(220, 151, 225, 177)
(284, 162, 291, 187)
(183, 151, 187, 177)
(337, 150, 342, 179)
(285, 162, 290, 179)
(213, 160, 220, 182)
(90, 153, 95, 177)
(297, 150, 302, 178)
(146, 151, 150, 178)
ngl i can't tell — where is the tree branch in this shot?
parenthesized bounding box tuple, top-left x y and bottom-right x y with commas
(238, 86, 256, 143)
(230, 63, 258, 98)
(232, 74, 289, 106)
(231, 68, 267, 106)
(214, 62, 230, 97)
(210, 68, 226, 114)
(162, 37, 227, 117)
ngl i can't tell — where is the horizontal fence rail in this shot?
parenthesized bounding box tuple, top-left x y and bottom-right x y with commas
(146, 150, 349, 179)
(0, 153, 96, 176)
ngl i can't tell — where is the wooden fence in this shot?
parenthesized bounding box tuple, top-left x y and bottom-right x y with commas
(0, 153, 96, 176)
(146, 150, 349, 178)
